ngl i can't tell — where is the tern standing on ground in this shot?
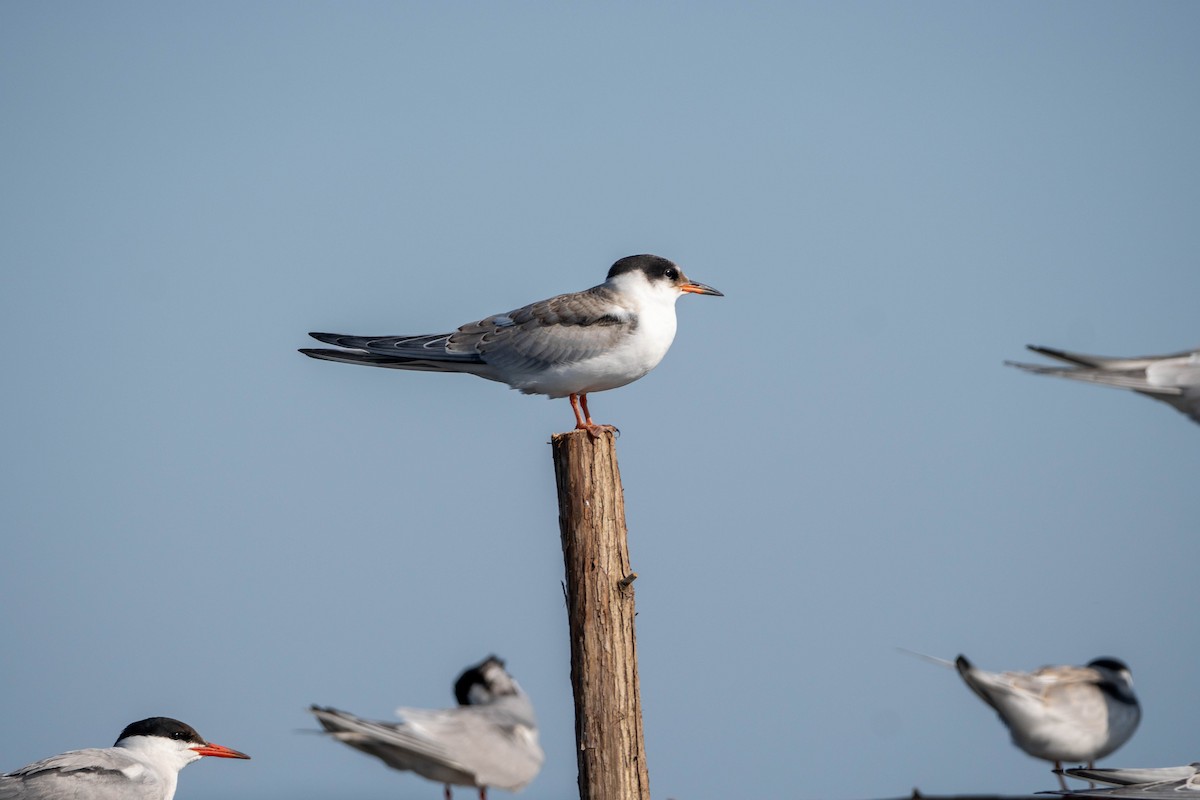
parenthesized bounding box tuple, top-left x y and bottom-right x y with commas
(954, 655, 1141, 790)
(0, 717, 250, 800)
(301, 254, 722, 435)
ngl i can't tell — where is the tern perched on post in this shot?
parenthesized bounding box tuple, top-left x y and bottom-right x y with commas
(311, 655, 542, 800)
(0, 717, 250, 800)
(301, 254, 722, 435)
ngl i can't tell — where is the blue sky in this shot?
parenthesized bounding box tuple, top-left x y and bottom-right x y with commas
(2, 3, 1198, 799)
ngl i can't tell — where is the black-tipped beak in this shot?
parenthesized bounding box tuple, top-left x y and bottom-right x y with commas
(680, 282, 723, 297)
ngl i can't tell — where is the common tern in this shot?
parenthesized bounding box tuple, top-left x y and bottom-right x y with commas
(0, 717, 250, 800)
(300, 254, 722, 435)
(1007, 344, 1200, 425)
(311, 655, 542, 800)
(1052, 764, 1200, 798)
(909, 653, 1140, 790)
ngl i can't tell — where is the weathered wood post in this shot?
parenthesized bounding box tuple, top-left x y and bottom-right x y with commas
(550, 429, 650, 800)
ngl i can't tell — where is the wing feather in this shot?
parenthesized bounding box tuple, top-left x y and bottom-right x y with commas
(1, 750, 162, 800)
(451, 287, 634, 372)
(311, 702, 542, 791)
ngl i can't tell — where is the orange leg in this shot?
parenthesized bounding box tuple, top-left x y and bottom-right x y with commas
(568, 393, 617, 437)
(577, 393, 617, 438)
(569, 393, 587, 429)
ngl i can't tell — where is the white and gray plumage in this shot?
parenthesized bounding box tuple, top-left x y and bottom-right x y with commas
(300, 254, 722, 435)
(1053, 764, 1200, 798)
(0, 717, 250, 800)
(311, 655, 542, 800)
(1006, 344, 1200, 425)
(954, 655, 1141, 790)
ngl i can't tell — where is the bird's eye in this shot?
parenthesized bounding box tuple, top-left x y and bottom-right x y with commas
(171, 731, 188, 740)
(664, 268, 677, 280)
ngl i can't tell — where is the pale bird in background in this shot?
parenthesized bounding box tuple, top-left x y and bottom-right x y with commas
(311, 655, 543, 800)
(1055, 763, 1200, 799)
(904, 651, 1140, 790)
(1007, 344, 1200, 425)
(301, 254, 722, 436)
(0, 717, 249, 800)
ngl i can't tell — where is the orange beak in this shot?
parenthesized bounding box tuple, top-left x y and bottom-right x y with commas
(680, 281, 723, 296)
(191, 742, 251, 759)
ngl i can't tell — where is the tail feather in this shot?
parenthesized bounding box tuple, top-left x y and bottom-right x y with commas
(1026, 344, 1196, 371)
(1064, 765, 1200, 786)
(300, 348, 480, 373)
(953, 654, 1006, 710)
(1006, 360, 1183, 396)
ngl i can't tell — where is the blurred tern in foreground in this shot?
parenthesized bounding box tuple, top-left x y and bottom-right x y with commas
(311, 655, 542, 800)
(910, 652, 1140, 790)
(1054, 764, 1200, 798)
(1007, 344, 1200, 425)
(0, 717, 250, 800)
(301, 254, 722, 435)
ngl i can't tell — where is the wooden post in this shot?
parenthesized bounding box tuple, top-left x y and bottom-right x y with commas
(551, 429, 650, 800)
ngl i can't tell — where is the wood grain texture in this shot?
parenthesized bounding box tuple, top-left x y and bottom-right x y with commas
(551, 429, 650, 800)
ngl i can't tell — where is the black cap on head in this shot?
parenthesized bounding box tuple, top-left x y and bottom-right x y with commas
(116, 717, 205, 747)
(606, 254, 679, 282)
(454, 655, 508, 707)
(1089, 658, 1137, 705)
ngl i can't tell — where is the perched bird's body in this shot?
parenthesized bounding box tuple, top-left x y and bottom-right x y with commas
(312, 656, 542, 800)
(0, 717, 250, 800)
(1007, 344, 1200, 424)
(955, 655, 1140, 787)
(1057, 763, 1200, 799)
(301, 254, 722, 434)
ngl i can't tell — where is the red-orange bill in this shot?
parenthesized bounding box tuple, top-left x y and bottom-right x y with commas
(192, 742, 251, 759)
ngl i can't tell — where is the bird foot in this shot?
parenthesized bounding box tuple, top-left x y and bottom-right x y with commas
(576, 422, 619, 439)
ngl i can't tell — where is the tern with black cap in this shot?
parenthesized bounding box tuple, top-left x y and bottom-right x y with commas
(0, 716, 250, 800)
(301, 254, 722, 435)
(954, 655, 1141, 789)
(311, 655, 542, 800)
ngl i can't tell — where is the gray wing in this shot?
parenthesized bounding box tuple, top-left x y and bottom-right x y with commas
(957, 660, 1103, 717)
(1, 749, 165, 800)
(1055, 773, 1200, 799)
(303, 285, 633, 377)
(449, 286, 634, 374)
(1008, 345, 1200, 424)
(311, 705, 471, 782)
(392, 704, 543, 791)
(311, 704, 541, 791)
(1006, 361, 1185, 396)
(1024, 345, 1197, 370)
(302, 332, 491, 375)
(1066, 765, 1200, 787)
(955, 657, 1043, 712)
